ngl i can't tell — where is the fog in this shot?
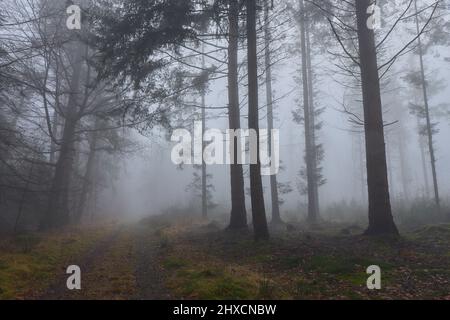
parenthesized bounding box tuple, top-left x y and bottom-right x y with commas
(2, 0, 450, 302)
(1, 0, 449, 232)
(109, 40, 450, 223)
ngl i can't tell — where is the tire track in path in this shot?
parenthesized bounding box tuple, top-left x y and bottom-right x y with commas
(38, 227, 122, 300)
(134, 225, 172, 300)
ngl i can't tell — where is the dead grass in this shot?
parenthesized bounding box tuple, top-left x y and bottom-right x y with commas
(154, 219, 450, 300)
(0, 224, 116, 299)
(60, 227, 138, 300)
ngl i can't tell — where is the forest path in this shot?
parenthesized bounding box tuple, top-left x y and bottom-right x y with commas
(38, 227, 123, 300)
(134, 224, 172, 300)
(33, 221, 171, 300)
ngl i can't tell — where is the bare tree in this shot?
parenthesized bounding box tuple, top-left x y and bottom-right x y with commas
(246, 0, 269, 240)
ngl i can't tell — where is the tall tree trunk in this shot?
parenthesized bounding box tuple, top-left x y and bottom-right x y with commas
(386, 136, 395, 200)
(201, 46, 208, 219)
(305, 8, 320, 220)
(49, 111, 58, 164)
(414, 0, 440, 209)
(75, 124, 99, 224)
(355, 0, 398, 235)
(299, 0, 318, 223)
(14, 162, 34, 233)
(398, 128, 410, 202)
(40, 46, 83, 230)
(247, 0, 269, 240)
(418, 125, 431, 198)
(263, 0, 282, 225)
(227, 0, 248, 230)
(357, 132, 367, 205)
(42, 115, 78, 230)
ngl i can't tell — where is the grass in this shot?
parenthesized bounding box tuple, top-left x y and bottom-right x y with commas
(0, 225, 115, 299)
(1, 216, 449, 300)
(61, 227, 138, 300)
(155, 218, 450, 300)
(154, 222, 260, 300)
(169, 267, 255, 300)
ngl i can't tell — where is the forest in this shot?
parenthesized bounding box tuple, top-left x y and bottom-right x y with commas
(0, 0, 449, 301)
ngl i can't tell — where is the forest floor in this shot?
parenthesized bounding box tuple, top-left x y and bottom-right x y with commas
(0, 214, 449, 300)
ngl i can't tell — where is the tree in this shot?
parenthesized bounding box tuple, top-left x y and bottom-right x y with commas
(321, 0, 438, 234)
(226, 0, 248, 230)
(95, 0, 207, 87)
(355, 0, 398, 235)
(263, 0, 283, 225)
(200, 45, 208, 219)
(246, 0, 269, 240)
(410, 0, 441, 209)
(42, 41, 85, 229)
(296, 0, 323, 224)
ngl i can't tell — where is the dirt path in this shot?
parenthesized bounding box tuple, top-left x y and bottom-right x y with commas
(38, 227, 123, 300)
(33, 223, 171, 300)
(134, 225, 171, 300)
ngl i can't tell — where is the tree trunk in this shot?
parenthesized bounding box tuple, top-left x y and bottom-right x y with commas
(40, 46, 83, 230)
(357, 131, 367, 205)
(398, 128, 410, 202)
(264, 0, 282, 225)
(14, 162, 34, 233)
(75, 125, 99, 224)
(49, 110, 59, 164)
(305, 16, 320, 220)
(247, 0, 269, 240)
(414, 0, 440, 209)
(355, 0, 398, 235)
(418, 126, 431, 198)
(201, 46, 208, 219)
(41, 115, 78, 230)
(299, 0, 318, 224)
(386, 137, 395, 200)
(305, 7, 320, 221)
(227, 0, 248, 230)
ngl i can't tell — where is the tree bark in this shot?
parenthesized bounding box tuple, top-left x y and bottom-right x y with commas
(305, 15, 320, 220)
(414, 0, 440, 209)
(49, 110, 59, 164)
(263, 0, 282, 225)
(247, 0, 269, 240)
(355, 0, 398, 235)
(418, 126, 431, 198)
(14, 162, 34, 233)
(299, 0, 319, 224)
(227, 0, 248, 230)
(75, 124, 99, 224)
(40, 46, 83, 230)
(201, 46, 208, 219)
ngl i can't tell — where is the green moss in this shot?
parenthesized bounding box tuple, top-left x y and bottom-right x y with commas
(163, 257, 187, 270)
(342, 290, 364, 300)
(171, 267, 254, 300)
(293, 279, 324, 299)
(252, 254, 273, 264)
(12, 234, 42, 253)
(304, 255, 393, 275)
(338, 272, 370, 286)
(213, 278, 252, 300)
(0, 227, 112, 299)
(280, 256, 303, 269)
(257, 278, 276, 299)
